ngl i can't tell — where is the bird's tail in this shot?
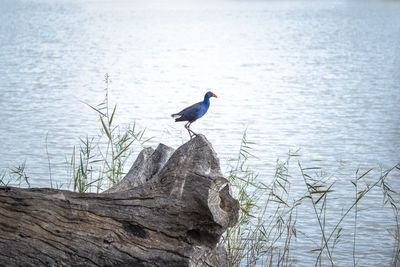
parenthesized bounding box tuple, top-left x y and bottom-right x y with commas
(171, 113, 181, 119)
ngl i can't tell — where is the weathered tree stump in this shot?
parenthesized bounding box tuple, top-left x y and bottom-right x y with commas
(0, 135, 239, 266)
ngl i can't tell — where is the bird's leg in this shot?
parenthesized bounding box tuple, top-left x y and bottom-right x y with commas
(187, 122, 198, 138)
(184, 122, 197, 139)
(185, 122, 193, 139)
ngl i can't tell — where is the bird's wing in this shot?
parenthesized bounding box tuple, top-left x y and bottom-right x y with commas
(172, 102, 202, 120)
(177, 102, 202, 115)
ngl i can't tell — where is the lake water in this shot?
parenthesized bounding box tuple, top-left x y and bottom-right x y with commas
(1, 0, 399, 265)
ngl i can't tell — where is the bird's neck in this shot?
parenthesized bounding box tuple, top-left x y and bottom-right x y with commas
(203, 96, 211, 106)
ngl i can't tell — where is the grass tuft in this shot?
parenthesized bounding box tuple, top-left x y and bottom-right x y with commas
(66, 73, 151, 192)
(222, 131, 400, 266)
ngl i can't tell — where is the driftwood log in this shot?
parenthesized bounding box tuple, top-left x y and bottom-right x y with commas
(0, 135, 239, 266)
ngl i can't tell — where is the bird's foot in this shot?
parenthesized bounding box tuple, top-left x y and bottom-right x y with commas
(188, 129, 198, 138)
(187, 130, 198, 139)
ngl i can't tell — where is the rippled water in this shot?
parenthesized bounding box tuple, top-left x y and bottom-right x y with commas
(1, 0, 399, 265)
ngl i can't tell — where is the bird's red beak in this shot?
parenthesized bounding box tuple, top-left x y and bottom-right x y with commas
(212, 93, 218, 98)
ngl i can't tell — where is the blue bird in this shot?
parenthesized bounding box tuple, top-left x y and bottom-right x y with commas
(171, 91, 218, 139)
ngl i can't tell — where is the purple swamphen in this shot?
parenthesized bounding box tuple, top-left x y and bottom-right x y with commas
(171, 91, 218, 139)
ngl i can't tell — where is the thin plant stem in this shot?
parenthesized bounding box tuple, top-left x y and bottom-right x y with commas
(45, 132, 53, 188)
(299, 161, 335, 266)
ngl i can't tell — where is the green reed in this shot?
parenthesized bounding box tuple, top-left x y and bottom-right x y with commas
(66, 73, 151, 192)
(222, 131, 301, 266)
(222, 131, 400, 266)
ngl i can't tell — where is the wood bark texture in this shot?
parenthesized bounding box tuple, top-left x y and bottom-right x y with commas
(0, 135, 239, 266)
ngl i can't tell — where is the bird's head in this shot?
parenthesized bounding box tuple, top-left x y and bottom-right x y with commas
(205, 91, 218, 98)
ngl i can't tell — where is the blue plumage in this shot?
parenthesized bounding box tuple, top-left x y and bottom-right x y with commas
(171, 91, 217, 139)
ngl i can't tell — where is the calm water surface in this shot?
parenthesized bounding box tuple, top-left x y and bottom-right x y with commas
(1, 0, 399, 265)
